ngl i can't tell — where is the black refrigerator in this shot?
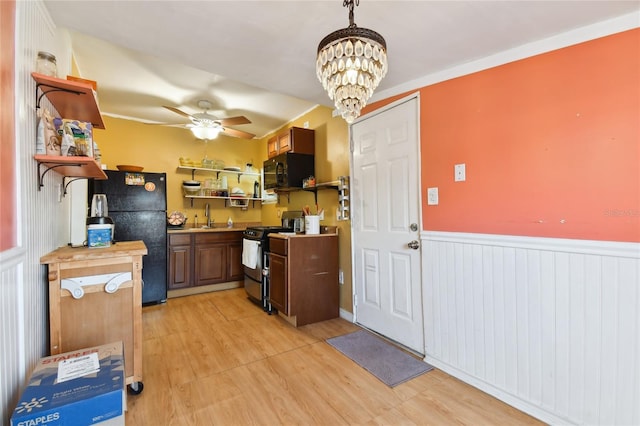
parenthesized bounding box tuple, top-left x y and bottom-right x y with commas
(89, 170, 167, 305)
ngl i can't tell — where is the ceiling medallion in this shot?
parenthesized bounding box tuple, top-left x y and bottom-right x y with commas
(316, 0, 388, 124)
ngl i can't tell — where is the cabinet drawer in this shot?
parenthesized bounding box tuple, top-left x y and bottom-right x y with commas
(195, 231, 241, 244)
(269, 237, 288, 256)
(169, 234, 191, 246)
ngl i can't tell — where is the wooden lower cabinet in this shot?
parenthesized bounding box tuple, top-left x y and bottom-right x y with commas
(268, 234, 339, 326)
(228, 241, 244, 280)
(40, 241, 147, 388)
(168, 234, 191, 289)
(195, 242, 227, 286)
(269, 252, 288, 313)
(168, 231, 243, 289)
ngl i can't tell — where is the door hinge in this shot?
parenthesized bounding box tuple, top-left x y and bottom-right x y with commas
(353, 293, 357, 307)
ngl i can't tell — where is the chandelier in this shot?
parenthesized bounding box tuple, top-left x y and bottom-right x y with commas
(316, 0, 388, 124)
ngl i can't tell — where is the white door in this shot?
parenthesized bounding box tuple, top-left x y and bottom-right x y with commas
(351, 96, 424, 354)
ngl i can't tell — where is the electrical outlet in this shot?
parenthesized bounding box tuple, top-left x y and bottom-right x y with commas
(427, 187, 438, 205)
(455, 163, 466, 182)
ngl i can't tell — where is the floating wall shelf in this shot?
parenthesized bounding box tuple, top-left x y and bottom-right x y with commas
(34, 155, 107, 191)
(32, 72, 105, 129)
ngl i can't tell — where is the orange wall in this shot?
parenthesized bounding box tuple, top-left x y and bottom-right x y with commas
(0, 0, 16, 251)
(365, 29, 639, 242)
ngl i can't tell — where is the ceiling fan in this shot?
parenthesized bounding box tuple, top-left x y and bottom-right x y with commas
(162, 100, 255, 140)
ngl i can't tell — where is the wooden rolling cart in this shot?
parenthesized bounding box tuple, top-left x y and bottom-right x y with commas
(40, 240, 147, 394)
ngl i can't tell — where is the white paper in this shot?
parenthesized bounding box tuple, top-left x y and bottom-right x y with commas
(57, 353, 100, 383)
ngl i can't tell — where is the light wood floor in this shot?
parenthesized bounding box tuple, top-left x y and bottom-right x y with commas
(125, 288, 542, 425)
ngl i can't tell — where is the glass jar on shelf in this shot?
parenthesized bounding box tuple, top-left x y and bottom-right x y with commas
(36, 51, 57, 77)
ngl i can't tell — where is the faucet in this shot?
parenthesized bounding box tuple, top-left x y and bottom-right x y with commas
(204, 203, 212, 227)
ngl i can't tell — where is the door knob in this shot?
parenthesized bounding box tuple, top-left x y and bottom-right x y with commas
(407, 240, 420, 250)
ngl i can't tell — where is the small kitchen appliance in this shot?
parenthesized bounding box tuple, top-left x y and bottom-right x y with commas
(86, 194, 114, 248)
(263, 152, 315, 190)
(281, 210, 305, 233)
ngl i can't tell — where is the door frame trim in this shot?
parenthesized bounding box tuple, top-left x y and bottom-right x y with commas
(348, 91, 423, 326)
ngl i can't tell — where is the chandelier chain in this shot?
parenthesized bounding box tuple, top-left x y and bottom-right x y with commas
(343, 0, 359, 28)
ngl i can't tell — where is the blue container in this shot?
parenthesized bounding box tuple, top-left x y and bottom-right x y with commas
(87, 224, 113, 248)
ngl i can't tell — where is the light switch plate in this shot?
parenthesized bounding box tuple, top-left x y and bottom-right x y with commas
(455, 163, 466, 182)
(427, 187, 438, 205)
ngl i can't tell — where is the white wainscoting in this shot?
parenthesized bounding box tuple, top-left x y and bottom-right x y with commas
(0, 1, 71, 423)
(421, 231, 639, 425)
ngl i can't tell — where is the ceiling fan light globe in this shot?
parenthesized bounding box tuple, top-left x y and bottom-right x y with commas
(191, 126, 221, 140)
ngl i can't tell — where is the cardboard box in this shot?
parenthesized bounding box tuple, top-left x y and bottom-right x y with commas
(11, 342, 125, 426)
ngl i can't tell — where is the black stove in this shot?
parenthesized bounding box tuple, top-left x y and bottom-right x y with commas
(243, 225, 292, 311)
(243, 226, 292, 241)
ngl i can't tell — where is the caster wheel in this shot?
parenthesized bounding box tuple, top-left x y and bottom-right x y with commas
(128, 381, 144, 395)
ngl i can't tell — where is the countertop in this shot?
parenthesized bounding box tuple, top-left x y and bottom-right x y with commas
(40, 240, 148, 264)
(270, 226, 338, 239)
(167, 222, 260, 234)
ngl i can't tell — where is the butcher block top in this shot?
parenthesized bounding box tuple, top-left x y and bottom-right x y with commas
(40, 240, 148, 265)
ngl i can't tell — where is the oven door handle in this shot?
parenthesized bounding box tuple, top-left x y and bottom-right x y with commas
(242, 238, 262, 246)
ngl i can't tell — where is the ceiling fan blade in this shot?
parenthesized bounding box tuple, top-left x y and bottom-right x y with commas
(144, 122, 187, 126)
(222, 127, 255, 139)
(163, 106, 193, 120)
(218, 116, 251, 126)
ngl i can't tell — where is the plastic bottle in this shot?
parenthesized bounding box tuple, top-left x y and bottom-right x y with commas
(227, 217, 233, 228)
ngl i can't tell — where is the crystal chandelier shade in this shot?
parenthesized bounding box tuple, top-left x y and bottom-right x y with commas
(316, 1, 387, 124)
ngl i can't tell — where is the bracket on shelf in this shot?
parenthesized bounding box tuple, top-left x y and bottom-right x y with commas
(38, 161, 85, 190)
(63, 177, 83, 196)
(275, 191, 290, 204)
(35, 82, 83, 110)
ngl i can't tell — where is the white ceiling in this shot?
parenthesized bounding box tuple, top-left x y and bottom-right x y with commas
(43, 1, 639, 139)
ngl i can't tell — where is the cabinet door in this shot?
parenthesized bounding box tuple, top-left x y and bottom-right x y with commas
(269, 252, 288, 314)
(267, 136, 278, 158)
(287, 127, 315, 155)
(277, 132, 291, 154)
(228, 241, 243, 281)
(168, 244, 192, 289)
(194, 243, 227, 286)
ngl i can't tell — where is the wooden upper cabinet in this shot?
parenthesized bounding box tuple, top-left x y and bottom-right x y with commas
(267, 136, 278, 158)
(267, 127, 315, 158)
(277, 132, 291, 153)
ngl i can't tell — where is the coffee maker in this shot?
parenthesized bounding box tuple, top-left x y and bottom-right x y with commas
(86, 194, 114, 248)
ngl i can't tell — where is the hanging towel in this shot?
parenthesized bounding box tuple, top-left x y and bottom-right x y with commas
(242, 239, 260, 269)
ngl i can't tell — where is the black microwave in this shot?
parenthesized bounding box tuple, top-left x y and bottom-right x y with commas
(263, 152, 314, 190)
